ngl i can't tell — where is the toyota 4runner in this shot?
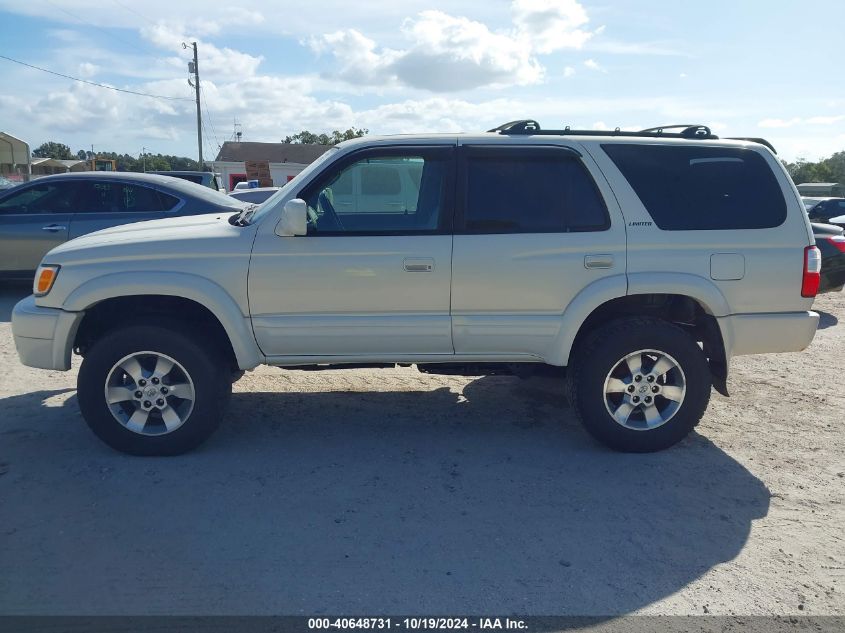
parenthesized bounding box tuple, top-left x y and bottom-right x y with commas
(11, 121, 821, 455)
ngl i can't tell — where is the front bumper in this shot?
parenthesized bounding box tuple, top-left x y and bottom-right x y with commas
(717, 310, 819, 359)
(12, 295, 84, 370)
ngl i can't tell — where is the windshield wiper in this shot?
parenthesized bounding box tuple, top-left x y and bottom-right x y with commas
(232, 203, 259, 226)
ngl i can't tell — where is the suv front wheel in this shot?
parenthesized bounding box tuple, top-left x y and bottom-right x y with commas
(77, 324, 231, 456)
(568, 317, 712, 452)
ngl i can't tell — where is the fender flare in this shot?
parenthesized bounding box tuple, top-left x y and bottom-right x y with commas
(626, 272, 731, 317)
(546, 274, 628, 365)
(549, 272, 731, 366)
(63, 271, 263, 370)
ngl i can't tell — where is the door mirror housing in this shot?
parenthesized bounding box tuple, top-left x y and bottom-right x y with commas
(276, 199, 308, 236)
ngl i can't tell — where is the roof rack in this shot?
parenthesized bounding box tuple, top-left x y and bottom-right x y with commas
(487, 120, 777, 153)
(489, 119, 718, 139)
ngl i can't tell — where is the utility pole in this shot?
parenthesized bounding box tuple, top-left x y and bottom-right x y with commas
(142, 147, 146, 173)
(185, 41, 203, 170)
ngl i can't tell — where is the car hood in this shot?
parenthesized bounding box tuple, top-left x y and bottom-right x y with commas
(45, 212, 253, 263)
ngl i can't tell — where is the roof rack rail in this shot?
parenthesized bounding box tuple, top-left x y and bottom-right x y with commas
(489, 121, 720, 140)
(487, 120, 541, 133)
(639, 124, 713, 138)
(725, 137, 777, 154)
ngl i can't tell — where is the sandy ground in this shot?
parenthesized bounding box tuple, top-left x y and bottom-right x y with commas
(0, 285, 843, 616)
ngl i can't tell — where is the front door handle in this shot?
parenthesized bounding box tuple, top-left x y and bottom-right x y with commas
(584, 254, 614, 269)
(404, 257, 435, 272)
(41, 224, 67, 232)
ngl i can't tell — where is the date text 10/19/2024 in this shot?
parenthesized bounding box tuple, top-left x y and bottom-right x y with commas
(308, 618, 528, 630)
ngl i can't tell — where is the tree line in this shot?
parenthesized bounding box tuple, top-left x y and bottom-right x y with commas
(30, 129, 368, 172)
(32, 142, 200, 172)
(783, 151, 845, 185)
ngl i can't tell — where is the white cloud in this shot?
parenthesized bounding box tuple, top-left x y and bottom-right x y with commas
(310, 10, 545, 92)
(140, 23, 264, 81)
(563, 66, 576, 77)
(511, 0, 594, 53)
(76, 62, 99, 78)
(584, 59, 606, 72)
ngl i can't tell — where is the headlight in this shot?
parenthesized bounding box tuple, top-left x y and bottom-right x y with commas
(33, 264, 60, 297)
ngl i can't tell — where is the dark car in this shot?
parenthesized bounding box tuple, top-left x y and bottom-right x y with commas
(805, 197, 845, 224)
(0, 172, 247, 280)
(148, 171, 223, 191)
(813, 222, 845, 293)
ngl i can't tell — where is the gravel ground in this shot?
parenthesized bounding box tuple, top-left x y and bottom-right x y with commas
(0, 285, 843, 616)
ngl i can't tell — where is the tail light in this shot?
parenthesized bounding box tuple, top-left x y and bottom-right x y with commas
(825, 235, 845, 254)
(802, 246, 821, 298)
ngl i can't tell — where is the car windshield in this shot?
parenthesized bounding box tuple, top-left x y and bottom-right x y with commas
(246, 147, 339, 224)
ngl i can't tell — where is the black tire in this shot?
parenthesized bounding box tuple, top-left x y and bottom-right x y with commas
(567, 317, 711, 452)
(77, 324, 231, 456)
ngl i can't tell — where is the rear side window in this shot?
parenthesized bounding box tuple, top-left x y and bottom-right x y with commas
(462, 148, 609, 233)
(602, 144, 786, 230)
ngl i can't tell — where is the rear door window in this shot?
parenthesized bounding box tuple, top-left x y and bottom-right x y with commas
(460, 147, 609, 233)
(602, 144, 787, 230)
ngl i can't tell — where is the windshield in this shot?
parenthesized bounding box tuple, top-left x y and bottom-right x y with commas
(247, 147, 339, 224)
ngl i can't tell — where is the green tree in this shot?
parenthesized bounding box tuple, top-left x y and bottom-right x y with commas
(283, 128, 368, 145)
(784, 150, 845, 185)
(33, 141, 74, 159)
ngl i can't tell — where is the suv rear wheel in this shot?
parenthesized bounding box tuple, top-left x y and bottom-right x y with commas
(568, 317, 711, 452)
(77, 324, 231, 456)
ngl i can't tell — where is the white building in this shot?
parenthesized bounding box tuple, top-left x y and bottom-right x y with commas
(212, 141, 332, 192)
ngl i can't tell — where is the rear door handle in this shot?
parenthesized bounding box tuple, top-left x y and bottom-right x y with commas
(404, 257, 435, 272)
(584, 254, 614, 269)
(41, 224, 67, 232)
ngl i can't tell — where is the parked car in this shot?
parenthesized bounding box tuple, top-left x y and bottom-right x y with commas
(228, 187, 281, 204)
(11, 121, 821, 456)
(813, 222, 845, 293)
(826, 213, 845, 230)
(0, 172, 247, 280)
(232, 180, 258, 191)
(0, 175, 18, 190)
(803, 197, 845, 223)
(148, 171, 224, 192)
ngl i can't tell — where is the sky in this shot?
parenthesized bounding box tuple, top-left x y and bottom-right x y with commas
(0, 0, 843, 163)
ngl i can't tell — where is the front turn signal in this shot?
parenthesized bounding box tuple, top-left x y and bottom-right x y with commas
(33, 264, 60, 297)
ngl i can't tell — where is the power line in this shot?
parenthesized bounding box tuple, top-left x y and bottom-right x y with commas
(45, 0, 160, 58)
(111, 0, 158, 27)
(200, 85, 221, 151)
(0, 54, 193, 101)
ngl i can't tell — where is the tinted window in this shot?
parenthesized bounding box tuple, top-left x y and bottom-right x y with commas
(603, 144, 787, 230)
(0, 181, 82, 214)
(302, 151, 450, 234)
(76, 182, 178, 213)
(462, 149, 608, 233)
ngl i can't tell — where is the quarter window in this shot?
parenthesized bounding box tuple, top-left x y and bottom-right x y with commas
(75, 182, 179, 213)
(461, 148, 609, 233)
(602, 144, 787, 230)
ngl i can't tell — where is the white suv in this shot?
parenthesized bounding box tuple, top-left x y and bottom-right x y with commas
(11, 121, 821, 455)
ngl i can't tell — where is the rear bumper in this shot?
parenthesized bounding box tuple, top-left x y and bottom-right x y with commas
(717, 311, 819, 359)
(11, 295, 83, 370)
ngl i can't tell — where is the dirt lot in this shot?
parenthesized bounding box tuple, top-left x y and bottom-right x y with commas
(0, 285, 843, 616)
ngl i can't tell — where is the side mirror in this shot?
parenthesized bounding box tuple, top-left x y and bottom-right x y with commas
(276, 199, 308, 236)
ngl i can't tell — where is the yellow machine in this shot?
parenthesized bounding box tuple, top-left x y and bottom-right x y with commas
(90, 158, 117, 171)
